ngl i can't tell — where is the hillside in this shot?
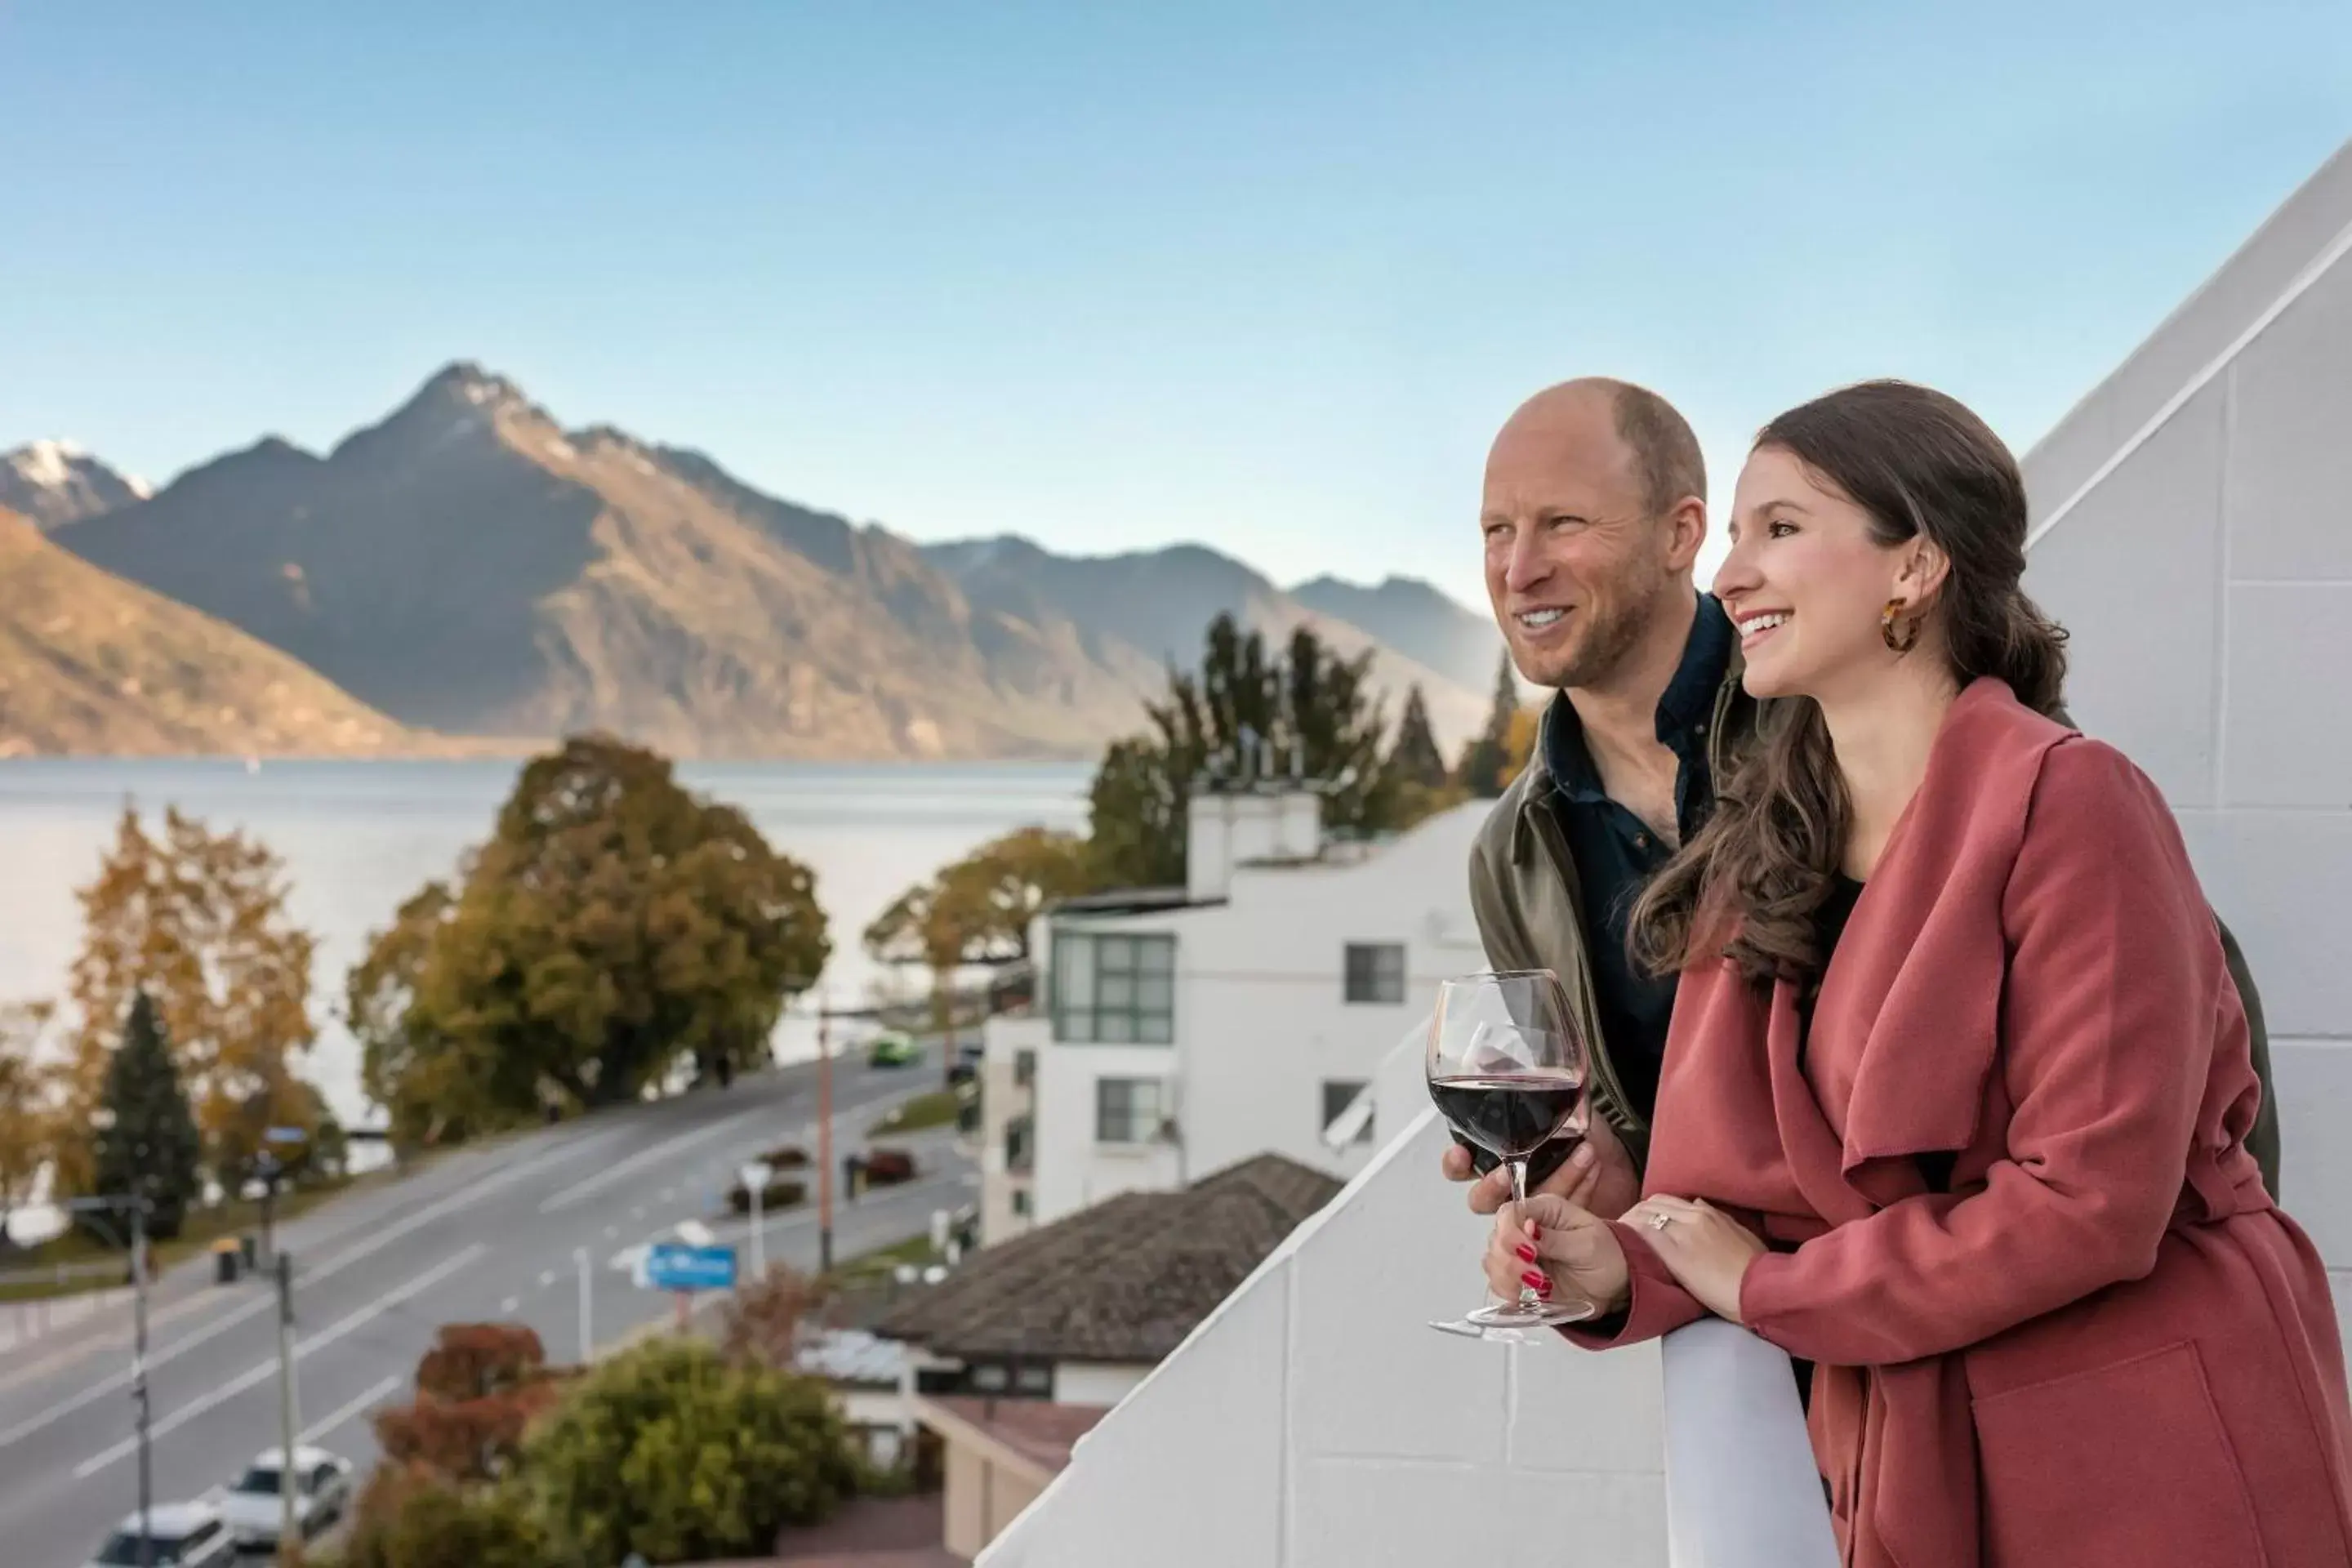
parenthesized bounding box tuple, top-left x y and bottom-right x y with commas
(1288, 573, 1503, 696)
(923, 537, 1488, 750)
(55, 364, 1487, 760)
(0, 509, 418, 757)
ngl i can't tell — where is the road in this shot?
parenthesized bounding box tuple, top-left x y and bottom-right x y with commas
(0, 1054, 972, 1568)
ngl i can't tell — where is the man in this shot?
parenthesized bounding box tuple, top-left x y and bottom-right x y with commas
(1442, 377, 2279, 1225)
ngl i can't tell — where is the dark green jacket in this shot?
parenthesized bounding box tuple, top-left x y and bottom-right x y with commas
(1464, 666, 2284, 1197)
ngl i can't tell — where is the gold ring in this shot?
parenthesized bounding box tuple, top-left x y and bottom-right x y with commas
(1646, 1211, 1673, 1231)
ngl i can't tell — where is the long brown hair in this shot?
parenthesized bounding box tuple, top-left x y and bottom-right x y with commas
(1628, 380, 2069, 988)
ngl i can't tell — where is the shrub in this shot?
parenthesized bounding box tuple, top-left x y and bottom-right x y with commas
(374, 1322, 561, 1483)
(332, 1463, 546, 1568)
(525, 1338, 860, 1566)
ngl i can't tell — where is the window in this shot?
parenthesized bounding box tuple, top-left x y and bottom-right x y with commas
(1343, 942, 1406, 1004)
(1014, 1047, 1036, 1087)
(1322, 1079, 1374, 1144)
(1096, 1076, 1166, 1143)
(1011, 1187, 1032, 1218)
(1005, 1113, 1033, 1173)
(1054, 931, 1176, 1043)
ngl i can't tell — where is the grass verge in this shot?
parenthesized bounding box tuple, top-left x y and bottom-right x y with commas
(865, 1088, 963, 1138)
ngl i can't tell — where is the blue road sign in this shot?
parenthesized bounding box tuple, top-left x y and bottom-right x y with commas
(645, 1243, 737, 1292)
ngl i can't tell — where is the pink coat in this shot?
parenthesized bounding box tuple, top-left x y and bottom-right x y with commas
(1573, 679, 2352, 1567)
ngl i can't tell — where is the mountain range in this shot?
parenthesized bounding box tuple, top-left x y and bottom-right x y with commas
(0, 508, 420, 758)
(8, 364, 1504, 761)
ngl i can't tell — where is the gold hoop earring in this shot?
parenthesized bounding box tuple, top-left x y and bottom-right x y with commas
(1881, 599, 1919, 653)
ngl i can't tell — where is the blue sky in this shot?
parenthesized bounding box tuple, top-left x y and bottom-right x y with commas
(4, 2, 2348, 610)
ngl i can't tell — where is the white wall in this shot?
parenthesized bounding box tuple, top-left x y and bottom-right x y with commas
(2017, 135, 2352, 1345)
(980, 1014, 1046, 1247)
(1031, 802, 1487, 1225)
(1052, 1361, 1153, 1407)
(980, 1107, 1668, 1568)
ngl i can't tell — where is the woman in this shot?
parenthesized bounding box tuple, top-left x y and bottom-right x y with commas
(1486, 381, 2352, 1567)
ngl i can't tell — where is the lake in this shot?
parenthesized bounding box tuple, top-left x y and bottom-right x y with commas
(0, 757, 1094, 1124)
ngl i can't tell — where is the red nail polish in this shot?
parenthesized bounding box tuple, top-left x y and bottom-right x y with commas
(1515, 1244, 1538, 1264)
(1521, 1269, 1548, 1293)
(1536, 1279, 1554, 1298)
(1528, 1220, 1541, 1242)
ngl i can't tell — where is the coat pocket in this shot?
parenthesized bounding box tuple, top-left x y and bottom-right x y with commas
(1972, 1339, 2265, 1567)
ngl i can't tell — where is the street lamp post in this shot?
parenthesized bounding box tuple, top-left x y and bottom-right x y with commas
(68, 1193, 154, 1568)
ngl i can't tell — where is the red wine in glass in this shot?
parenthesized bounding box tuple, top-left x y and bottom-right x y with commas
(1425, 970, 1595, 1336)
(1428, 1071, 1587, 1165)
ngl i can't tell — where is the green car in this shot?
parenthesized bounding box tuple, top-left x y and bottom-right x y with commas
(868, 1033, 921, 1068)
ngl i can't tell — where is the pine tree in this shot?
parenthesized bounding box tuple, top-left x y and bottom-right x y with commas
(1456, 649, 1522, 798)
(91, 992, 203, 1240)
(1387, 684, 1449, 791)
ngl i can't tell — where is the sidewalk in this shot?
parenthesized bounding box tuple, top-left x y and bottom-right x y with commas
(0, 1286, 132, 1356)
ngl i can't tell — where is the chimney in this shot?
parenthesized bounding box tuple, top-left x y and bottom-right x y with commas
(1186, 780, 1322, 902)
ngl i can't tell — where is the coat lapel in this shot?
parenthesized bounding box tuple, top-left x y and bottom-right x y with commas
(1809, 680, 2069, 1194)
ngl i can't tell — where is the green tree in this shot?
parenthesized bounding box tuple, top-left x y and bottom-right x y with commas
(1387, 684, 1449, 791)
(866, 827, 1099, 1025)
(1085, 733, 1192, 889)
(350, 736, 831, 1143)
(1456, 648, 1522, 799)
(1282, 623, 1393, 833)
(1084, 612, 1414, 883)
(337, 1464, 548, 1568)
(525, 1338, 860, 1566)
(90, 992, 203, 1240)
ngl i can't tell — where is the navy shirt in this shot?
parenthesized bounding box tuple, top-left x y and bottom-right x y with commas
(1538, 593, 1735, 1121)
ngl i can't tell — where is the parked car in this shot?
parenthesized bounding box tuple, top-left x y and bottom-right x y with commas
(85, 1500, 238, 1566)
(209, 1444, 354, 1551)
(868, 1032, 920, 1067)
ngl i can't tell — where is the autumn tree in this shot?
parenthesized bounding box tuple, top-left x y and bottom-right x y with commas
(866, 827, 1098, 1026)
(374, 1323, 561, 1483)
(90, 993, 203, 1240)
(60, 805, 322, 1196)
(351, 736, 831, 1147)
(0, 1003, 58, 1249)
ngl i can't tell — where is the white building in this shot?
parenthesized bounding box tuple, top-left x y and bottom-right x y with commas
(978, 782, 1487, 1248)
(971, 134, 2352, 1567)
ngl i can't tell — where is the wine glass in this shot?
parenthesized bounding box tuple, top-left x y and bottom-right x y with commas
(1425, 969, 1596, 1338)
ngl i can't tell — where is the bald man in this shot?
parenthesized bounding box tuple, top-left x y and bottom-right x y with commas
(1444, 379, 1752, 1220)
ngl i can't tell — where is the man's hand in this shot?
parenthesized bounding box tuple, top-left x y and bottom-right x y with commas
(1484, 1196, 1632, 1317)
(1439, 1113, 1642, 1220)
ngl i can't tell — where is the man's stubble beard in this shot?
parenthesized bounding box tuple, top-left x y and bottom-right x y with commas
(1539, 565, 1677, 693)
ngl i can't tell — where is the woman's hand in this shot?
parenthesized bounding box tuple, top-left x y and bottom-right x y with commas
(1620, 1195, 1766, 1322)
(1485, 1196, 1633, 1317)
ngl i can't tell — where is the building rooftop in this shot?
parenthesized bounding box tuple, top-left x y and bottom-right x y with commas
(795, 1327, 910, 1388)
(875, 1152, 1342, 1363)
(922, 1396, 1111, 1474)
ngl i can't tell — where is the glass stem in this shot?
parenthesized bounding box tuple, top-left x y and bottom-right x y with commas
(1508, 1157, 1537, 1308)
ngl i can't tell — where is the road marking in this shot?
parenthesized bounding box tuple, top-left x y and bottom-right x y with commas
(299, 1375, 399, 1446)
(537, 1270, 555, 1288)
(536, 1107, 768, 1215)
(71, 1245, 485, 1478)
(500, 1296, 519, 1313)
(2, 1132, 612, 1452)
